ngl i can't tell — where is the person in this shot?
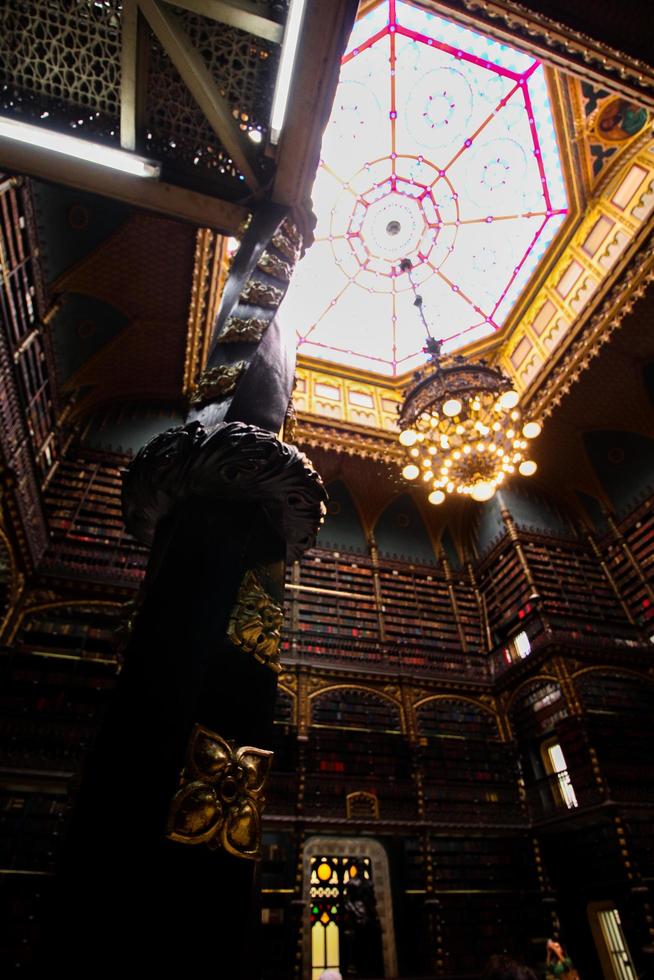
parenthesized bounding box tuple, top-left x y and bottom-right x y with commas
(545, 939, 579, 978)
(482, 955, 538, 979)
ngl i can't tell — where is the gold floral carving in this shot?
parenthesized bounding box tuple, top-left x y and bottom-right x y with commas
(190, 362, 246, 405)
(272, 222, 302, 264)
(227, 569, 283, 673)
(167, 724, 273, 860)
(257, 251, 292, 282)
(219, 315, 269, 343)
(239, 279, 284, 309)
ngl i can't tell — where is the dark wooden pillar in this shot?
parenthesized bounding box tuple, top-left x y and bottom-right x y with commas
(48, 208, 327, 976)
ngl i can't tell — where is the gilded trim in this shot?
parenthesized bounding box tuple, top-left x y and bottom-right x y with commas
(167, 723, 273, 860)
(227, 569, 284, 673)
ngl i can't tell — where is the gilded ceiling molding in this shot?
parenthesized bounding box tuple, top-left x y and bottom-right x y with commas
(294, 415, 402, 464)
(183, 231, 228, 397)
(527, 231, 654, 419)
(294, 364, 402, 435)
(567, 78, 653, 197)
(430, 0, 654, 107)
(499, 142, 654, 403)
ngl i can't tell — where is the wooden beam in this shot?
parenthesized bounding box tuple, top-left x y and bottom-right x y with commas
(273, 1, 357, 215)
(0, 136, 248, 234)
(164, 0, 283, 44)
(137, 0, 262, 190)
(120, 0, 150, 151)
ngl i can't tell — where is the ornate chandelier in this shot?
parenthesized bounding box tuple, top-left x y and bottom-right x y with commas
(397, 259, 541, 505)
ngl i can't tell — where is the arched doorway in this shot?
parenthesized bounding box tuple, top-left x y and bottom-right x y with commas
(303, 836, 397, 979)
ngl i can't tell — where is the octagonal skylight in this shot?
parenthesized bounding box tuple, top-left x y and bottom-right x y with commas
(281, 0, 568, 376)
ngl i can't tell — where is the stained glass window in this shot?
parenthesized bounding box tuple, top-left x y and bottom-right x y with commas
(282, 0, 568, 376)
(310, 855, 375, 980)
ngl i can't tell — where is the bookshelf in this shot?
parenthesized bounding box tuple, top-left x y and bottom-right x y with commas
(43, 449, 148, 585)
(604, 501, 654, 630)
(417, 700, 521, 826)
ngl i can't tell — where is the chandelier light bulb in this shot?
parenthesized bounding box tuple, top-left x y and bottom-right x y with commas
(522, 420, 542, 439)
(410, 447, 419, 458)
(428, 490, 445, 505)
(399, 428, 418, 446)
(519, 460, 537, 477)
(470, 481, 496, 502)
(442, 398, 462, 417)
(499, 389, 519, 410)
(402, 464, 420, 480)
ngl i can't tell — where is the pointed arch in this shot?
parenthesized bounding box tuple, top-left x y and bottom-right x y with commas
(414, 694, 501, 740)
(497, 484, 572, 537)
(309, 685, 402, 733)
(508, 676, 568, 741)
(303, 836, 398, 978)
(374, 493, 436, 566)
(584, 429, 654, 514)
(275, 686, 296, 726)
(317, 479, 368, 554)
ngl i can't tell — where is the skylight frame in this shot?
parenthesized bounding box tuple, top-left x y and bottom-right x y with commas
(282, 0, 570, 377)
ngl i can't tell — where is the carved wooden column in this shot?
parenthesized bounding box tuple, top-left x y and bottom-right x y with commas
(50, 208, 326, 978)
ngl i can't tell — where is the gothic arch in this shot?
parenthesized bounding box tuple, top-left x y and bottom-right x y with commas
(309, 685, 403, 732)
(309, 683, 401, 703)
(570, 665, 653, 684)
(318, 479, 369, 553)
(275, 686, 296, 726)
(373, 493, 437, 566)
(9, 598, 126, 644)
(414, 695, 501, 739)
(507, 675, 568, 742)
(303, 835, 398, 978)
(505, 673, 561, 712)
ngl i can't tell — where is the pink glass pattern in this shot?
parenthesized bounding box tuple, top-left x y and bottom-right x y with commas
(281, 0, 568, 376)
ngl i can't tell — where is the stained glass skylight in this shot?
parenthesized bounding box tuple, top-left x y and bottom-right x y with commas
(281, 0, 568, 376)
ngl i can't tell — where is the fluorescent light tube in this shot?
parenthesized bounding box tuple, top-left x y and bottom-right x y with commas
(0, 116, 161, 178)
(269, 0, 307, 144)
